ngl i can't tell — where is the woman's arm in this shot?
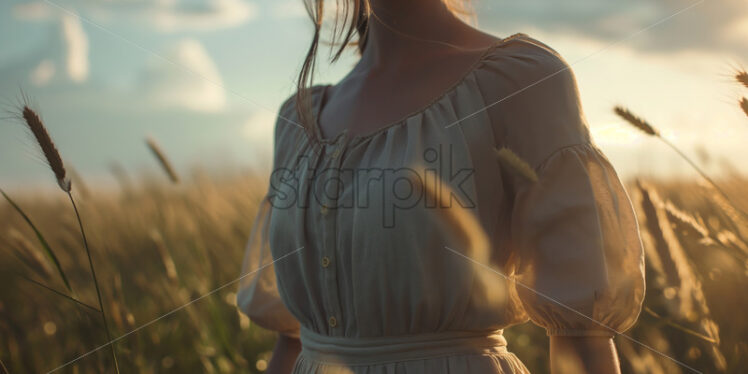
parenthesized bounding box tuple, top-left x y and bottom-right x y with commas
(550, 336, 621, 374)
(266, 334, 302, 374)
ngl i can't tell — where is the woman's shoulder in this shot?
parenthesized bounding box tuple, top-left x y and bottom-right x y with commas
(269, 85, 330, 164)
(271, 84, 330, 146)
(477, 33, 592, 168)
(480, 33, 576, 90)
(275, 85, 327, 128)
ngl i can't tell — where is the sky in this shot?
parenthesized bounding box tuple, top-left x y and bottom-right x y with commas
(1, 0, 747, 191)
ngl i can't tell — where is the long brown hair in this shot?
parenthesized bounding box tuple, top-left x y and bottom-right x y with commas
(294, 0, 471, 141)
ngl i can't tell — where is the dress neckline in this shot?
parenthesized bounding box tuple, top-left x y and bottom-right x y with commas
(311, 33, 525, 145)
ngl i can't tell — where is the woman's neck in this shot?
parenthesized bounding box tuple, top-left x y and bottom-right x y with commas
(359, 0, 469, 71)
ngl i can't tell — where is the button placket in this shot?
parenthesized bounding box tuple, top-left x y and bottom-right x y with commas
(319, 134, 347, 334)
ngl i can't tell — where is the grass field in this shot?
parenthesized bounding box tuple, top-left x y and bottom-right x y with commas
(1, 170, 746, 373)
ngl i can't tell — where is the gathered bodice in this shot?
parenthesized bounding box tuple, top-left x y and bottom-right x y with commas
(237, 33, 645, 373)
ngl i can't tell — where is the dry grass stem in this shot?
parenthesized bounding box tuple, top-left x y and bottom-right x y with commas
(150, 230, 179, 282)
(408, 167, 509, 307)
(68, 165, 91, 198)
(18, 275, 100, 313)
(495, 147, 538, 183)
(66, 191, 120, 372)
(0, 357, 8, 374)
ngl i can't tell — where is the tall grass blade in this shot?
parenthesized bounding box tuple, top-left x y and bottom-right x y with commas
(18, 275, 100, 313)
(1, 188, 72, 293)
(644, 307, 718, 344)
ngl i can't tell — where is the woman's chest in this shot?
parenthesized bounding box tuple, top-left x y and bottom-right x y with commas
(266, 120, 506, 261)
(263, 123, 519, 331)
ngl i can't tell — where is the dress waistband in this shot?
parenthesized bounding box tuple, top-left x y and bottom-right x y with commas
(299, 328, 508, 366)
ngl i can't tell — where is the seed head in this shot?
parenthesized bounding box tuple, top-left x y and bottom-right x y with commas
(614, 106, 659, 136)
(21, 106, 71, 192)
(145, 136, 179, 183)
(737, 70, 748, 89)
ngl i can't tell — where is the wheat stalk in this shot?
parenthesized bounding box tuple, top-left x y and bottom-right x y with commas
(615, 105, 748, 222)
(495, 147, 539, 183)
(13, 103, 120, 372)
(146, 136, 179, 183)
(20, 106, 71, 192)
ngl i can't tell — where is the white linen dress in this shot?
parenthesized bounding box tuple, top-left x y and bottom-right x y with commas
(237, 33, 645, 373)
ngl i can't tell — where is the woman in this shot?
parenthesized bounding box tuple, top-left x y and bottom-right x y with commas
(237, 1, 645, 373)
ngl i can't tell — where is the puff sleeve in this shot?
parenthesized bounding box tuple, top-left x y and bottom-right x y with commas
(510, 144, 645, 337)
(483, 35, 645, 337)
(236, 99, 301, 338)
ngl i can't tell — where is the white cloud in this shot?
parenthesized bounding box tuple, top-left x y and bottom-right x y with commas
(242, 109, 275, 144)
(61, 14, 89, 82)
(147, 0, 257, 32)
(722, 14, 748, 45)
(13, 11, 90, 85)
(140, 39, 227, 112)
(13, 0, 257, 32)
(29, 60, 56, 86)
(241, 109, 276, 164)
(13, 1, 54, 20)
(477, 0, 748, 59)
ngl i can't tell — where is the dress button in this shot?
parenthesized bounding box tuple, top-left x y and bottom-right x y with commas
(328, 316, 338, 327)
(330, 148, 341, 159)
(321, 256, 331, 268)
(320, 204, 328, 215)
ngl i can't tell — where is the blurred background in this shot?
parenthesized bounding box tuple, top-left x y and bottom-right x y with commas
(1, 0, 747, 188)
(0, 0, 747, 373)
